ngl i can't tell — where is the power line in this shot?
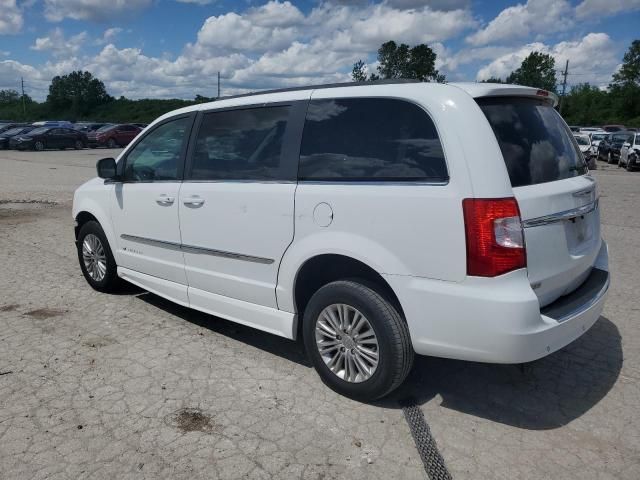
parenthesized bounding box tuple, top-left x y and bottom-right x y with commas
(559, 59, 569, 115)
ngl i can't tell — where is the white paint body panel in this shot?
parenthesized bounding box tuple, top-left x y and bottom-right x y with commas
(111, 182, 187, 285)
(179, 182, 296, 308)
(72, 82, 609, 363)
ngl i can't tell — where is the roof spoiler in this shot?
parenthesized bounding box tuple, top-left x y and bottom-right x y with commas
(451, 83, 559, 108)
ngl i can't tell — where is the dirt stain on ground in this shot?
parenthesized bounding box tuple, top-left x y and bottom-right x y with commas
(164, 408, 217, 434)
(0, 200, 60, 225)
(24, 308, 66, 320)
(0, 304, 19, 312)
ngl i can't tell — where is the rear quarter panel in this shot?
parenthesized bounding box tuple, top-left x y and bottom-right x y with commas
(277, 83, 512, 313)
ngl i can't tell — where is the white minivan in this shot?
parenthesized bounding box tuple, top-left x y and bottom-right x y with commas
(73, 82, 609, 399)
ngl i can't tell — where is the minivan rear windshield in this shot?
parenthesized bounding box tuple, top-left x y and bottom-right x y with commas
(477, 97, 588, 187)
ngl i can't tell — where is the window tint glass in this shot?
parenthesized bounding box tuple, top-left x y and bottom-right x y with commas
(299, 98, 447, 181)
(124, 116, 190, 182)
(477, 97, 588, 187)
(190, 106, 290, 181)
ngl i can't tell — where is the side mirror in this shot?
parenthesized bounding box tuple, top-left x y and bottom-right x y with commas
(623, 142, 631, 148)
(97, 157, 118, 180)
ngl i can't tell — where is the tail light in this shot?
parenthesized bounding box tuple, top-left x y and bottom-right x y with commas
(462, 198, 526, 277)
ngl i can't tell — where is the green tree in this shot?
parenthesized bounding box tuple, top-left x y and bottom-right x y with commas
(506, 51, 557, 92)
(46, 71, 112, 117)
(612, 39, 640, 86)
(0, 89, 21, 104)
(351, 60, 368, 82)
(376, 41, 444, 82)
(608, 40, 640, 125)
(480, 77, 503, 83)
(561, 84, 611, 125)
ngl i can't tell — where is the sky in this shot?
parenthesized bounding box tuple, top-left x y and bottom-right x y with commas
(0, 0, 638, 101)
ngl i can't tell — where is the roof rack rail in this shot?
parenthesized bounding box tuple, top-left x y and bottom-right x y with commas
(215, 79, 422, 102)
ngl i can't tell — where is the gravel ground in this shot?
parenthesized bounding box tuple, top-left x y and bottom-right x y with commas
(0, 149, 638, 479)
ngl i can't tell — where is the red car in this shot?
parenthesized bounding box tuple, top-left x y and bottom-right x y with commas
(87, 124, 141, 148)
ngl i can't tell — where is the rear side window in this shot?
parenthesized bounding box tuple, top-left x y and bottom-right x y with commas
(477, 97, 588, 187)
(189, 106, 290, 181)
(299, 98, 447, 182)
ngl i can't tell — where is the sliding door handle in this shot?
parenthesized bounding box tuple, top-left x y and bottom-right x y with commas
(183, 196, 205, 207)
(156, 195, 175, 206)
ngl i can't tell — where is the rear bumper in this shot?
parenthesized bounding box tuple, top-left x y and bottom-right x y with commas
(385, 240, 609, 364)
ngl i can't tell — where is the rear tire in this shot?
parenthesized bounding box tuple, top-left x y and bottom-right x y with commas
(302, 280, 413, 400)
(77, 221, 121, 292)
(74, 139, 84, 150)
(34, 141, 44, 151)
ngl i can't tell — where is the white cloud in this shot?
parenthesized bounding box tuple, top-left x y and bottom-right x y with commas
(31, 28, 88, 57)
(44, 0, 152, 22)
(467, 0, 572, 46)
(476, 33, 619, 88)
(0, 0, 23, 34)
(576, 0, 640, 19)
(0, 0, 482, 99)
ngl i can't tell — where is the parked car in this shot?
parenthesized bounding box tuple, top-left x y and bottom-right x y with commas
(574, 134, 596, 169)
(73, 82, 608, 399)
(0, 126, 35, 149)
(31, 120, 74, 128)
(590, 132, 608, 149)
(74, 122, 110, 133)
(9, 126, 87, 151)
(87, 124, 141, 148)
(602, 124, 626, 132)
(618, 132, 639, 171)
(0, 123, 28, 135)
(601, 131, 636, 164)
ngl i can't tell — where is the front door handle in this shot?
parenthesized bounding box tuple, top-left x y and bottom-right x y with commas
(183, 196, 205, 207)
(156, 195, 175, 206)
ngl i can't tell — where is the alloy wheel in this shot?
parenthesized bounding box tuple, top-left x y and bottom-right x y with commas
(82, 234, 107, 282)
(315, 304, 379, 383)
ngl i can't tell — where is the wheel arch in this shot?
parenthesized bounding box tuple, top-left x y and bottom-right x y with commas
(73, 195, 117, 261)
(290, 253, 405, 340)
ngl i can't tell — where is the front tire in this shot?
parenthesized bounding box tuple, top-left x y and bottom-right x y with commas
(107, 138, 117, 149)
(74, 139, 84, 150)
(77, 221, 121, 292)
(303, 280, 413, 400)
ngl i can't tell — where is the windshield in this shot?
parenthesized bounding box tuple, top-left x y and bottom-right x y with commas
(591, 134, 606, 141)
(27, 127, 49, 135)
(574, 136, 590, 145)
(477, 97, 588, 187)
(96, 124, 114, 132)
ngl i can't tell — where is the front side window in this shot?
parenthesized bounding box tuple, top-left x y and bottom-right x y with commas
(123, 116, 190, 182)
(299, 98, 447, 181)
(189, 106, 290, 181)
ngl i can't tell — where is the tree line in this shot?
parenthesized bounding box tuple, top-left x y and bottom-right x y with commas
(0, 40, 638, 126)
(352, 39, 640, 127)
(0, 72, 215, 123)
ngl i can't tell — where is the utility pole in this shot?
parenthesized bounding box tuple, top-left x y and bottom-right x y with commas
(20, 77, 26, 118)
(217, 71, 221, 99)
(559, 59, 569, 114)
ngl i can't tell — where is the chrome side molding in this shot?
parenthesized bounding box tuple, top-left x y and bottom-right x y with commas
(120, 234, 274, 265)
(522, 199, 598, 228)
